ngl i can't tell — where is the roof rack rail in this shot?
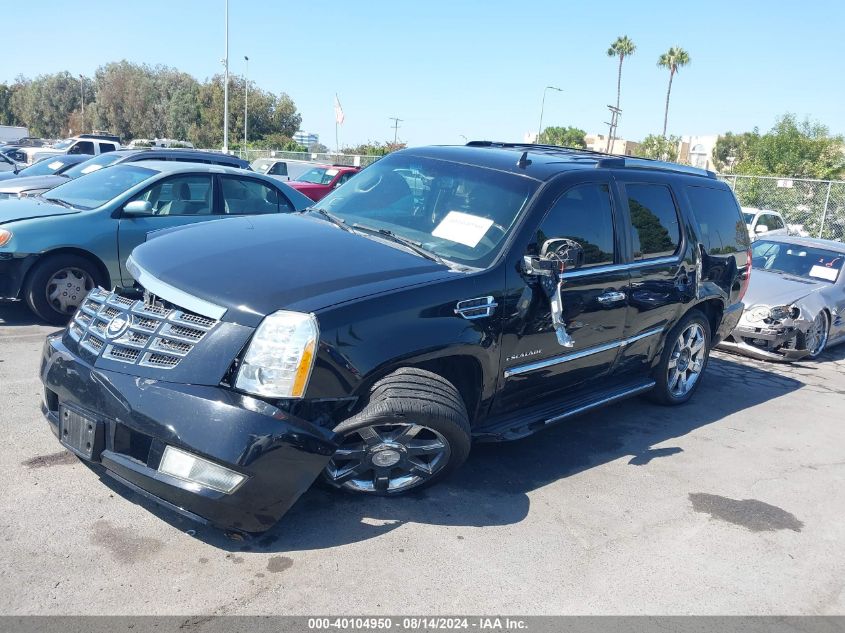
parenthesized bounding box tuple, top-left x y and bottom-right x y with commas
(466, 140, 716, 178)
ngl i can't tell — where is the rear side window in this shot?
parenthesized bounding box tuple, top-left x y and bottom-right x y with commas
(98, 143, 116, 154)
(533, 183, 616, 267)
(625, 184, 681, 260)
(68, 141, 95, 155)
(686, 185, 749, 254)
(221, 177, 293, 215)
(269, 163, 287, 176)
(762, 214, 785, 230)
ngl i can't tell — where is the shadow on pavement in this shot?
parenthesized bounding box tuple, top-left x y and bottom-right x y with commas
(0, 303, 47, 327)
(98, 353, 803, 552)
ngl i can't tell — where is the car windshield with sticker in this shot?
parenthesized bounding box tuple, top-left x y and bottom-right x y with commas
(314, 153, 538, 267)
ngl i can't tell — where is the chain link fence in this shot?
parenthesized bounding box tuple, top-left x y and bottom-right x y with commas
(721, 174, 845, 242)
(238, 149, 383, 168)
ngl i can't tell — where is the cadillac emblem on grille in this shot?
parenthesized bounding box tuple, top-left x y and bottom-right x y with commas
(68, 287, 219, 370)
(105, 314, 131, 339)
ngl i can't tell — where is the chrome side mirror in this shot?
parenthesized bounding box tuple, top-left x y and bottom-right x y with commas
(123, 200, 154, 216)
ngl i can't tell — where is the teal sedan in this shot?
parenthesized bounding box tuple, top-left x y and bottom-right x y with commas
(0, 161, 312, 323)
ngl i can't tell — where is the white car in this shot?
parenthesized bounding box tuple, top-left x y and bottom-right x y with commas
(18, 137, 121, 165)
(742, 207, 790, 241)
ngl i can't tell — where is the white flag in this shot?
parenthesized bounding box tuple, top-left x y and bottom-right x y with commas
(334, 94, 345, 126)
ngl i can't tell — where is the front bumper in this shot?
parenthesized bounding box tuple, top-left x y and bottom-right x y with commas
(0, 253, 38, 301)
(718, 321, 810, 362)
(40, 333, 342, 533)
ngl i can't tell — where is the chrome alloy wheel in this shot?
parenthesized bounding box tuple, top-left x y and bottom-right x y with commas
(804, 311, 829, 358)
(667, 322, 707, 398)
(326, 423, 451, 493)
(46, 267, 95, 314)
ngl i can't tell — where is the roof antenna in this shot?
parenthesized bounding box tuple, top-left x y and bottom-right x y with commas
(516, 151, 532, 168)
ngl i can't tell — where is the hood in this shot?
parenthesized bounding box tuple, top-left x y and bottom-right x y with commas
(0, 174, 67, 194)
(129, 213, 455, 327)
(288, 181, 326, 190)
(0, 197, 79, 224)
(0, 171, 20, 183)
(743, 269, 826, 308)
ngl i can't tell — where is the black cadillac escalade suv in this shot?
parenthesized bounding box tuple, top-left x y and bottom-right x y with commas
(40, 143, 751, 533)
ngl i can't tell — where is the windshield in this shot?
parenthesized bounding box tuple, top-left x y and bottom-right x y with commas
(296, 167, 337, 184)
(251, 159, 273, 173)
(62, 153, 125, 179)
(751, 240, 843, 283)
(52, 139, 75, 150)
(44, 164, 156, 210)
(314, 154, 538, 267)
(742, 212, 755, 224)
(18, 158, 73, 177)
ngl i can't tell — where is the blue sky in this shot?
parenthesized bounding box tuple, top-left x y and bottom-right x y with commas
(4, 0, 843, 147)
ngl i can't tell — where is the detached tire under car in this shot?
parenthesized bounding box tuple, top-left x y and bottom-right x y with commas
(323, 367, 471, 495)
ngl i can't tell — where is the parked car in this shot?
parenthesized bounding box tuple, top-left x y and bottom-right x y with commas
(38, 143, 750, 533)
(742, 207, 790, 241)
(0, 148, 21, 173)
(0, 149, 250, 200)
(251, 158, 314, 182)
(288, 164, 360, 201)
(0, 153, 91, 185)
(0, 154, 93, 197)
(18, 136, 121, 165)
(0, 161, 312, 323)
(719, 235, 845, 361)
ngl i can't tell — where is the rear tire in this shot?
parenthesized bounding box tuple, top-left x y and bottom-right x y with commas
(323, 367, 471, 495)
(24, 254, 102, 325)
(648, 310, 711, 406)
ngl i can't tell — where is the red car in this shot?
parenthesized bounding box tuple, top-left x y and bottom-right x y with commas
(288, 164, 361, 202)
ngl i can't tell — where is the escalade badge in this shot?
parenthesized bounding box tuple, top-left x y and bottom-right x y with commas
(106, 315, 131, 340)
(506, 349, 542, 362)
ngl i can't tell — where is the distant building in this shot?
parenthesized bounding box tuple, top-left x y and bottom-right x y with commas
(294, 131, 319, 147)
(678, 135, 719, 170)
(584, 133, 640, 156)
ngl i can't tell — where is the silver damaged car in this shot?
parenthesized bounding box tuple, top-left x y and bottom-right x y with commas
(720, 235, 845, 361)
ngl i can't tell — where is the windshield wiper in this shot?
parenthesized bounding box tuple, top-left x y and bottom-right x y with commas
(304, 207, 352, 232)
(41, 196, 73, 208)
(351, 224, 447, 265)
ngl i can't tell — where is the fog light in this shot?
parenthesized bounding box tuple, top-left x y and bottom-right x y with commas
(158, 446, 245, 493)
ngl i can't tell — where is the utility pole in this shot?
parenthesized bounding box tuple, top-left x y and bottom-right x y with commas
(604, 105, 622, 153)
(243, 55, 249, 155)
(79, 74, 85, 121)
(537, 86, 562, 143)
(222, 0, 229, 153)
(389, 117, 403, 144)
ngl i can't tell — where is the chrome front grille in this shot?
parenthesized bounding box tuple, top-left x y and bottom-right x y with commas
(69, 287, 219, 370)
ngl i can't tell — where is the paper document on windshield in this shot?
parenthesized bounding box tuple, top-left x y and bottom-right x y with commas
(809, 265, 839, 281)
(432, 211, 494, 248)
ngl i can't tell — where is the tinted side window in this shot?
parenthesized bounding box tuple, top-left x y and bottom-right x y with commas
(69, 141, 95, 155)
(767, 214, 785, 230)
(533, 183, 615, 267)
(686, 185, 749, 254)
(625, 184, 681, 260)
(269, 163, 287, 176)
(99, 143, 116, 154)
(221, 177, 293, 215)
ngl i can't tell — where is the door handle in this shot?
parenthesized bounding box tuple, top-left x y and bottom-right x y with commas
(597, 291, 626, 305)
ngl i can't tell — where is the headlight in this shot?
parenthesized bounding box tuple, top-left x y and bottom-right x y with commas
(0, 229, 12, 247)
(235, 310, 319, 398)
(745, 306, 771, 322)
(769, 305, 799, 321)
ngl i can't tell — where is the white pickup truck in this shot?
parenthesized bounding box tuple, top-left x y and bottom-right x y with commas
(18, 136, 121, 165)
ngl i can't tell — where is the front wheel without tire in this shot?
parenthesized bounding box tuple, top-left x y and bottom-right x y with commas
(649, 310, 711, 405)
(323, 367, 471, 495)
(24, 254, 101, 325)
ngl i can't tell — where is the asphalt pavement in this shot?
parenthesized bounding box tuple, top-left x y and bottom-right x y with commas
(1, 301, 843, 615)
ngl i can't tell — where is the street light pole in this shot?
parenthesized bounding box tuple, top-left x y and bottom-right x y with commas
(244, 55, 249, 155)
(537, 86, 562, 143)
(222, 0, 229, 153)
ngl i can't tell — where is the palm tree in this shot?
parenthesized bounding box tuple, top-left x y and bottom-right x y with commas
(605, 36, 636, 151)
(657, 46, 690, 137)
(607, 36, 636, 114)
